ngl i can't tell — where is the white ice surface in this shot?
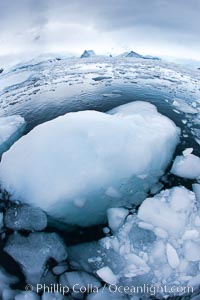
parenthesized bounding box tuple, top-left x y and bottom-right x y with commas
(0, 115, 25, 157)
(171, 153, 200, 179)
(0, 102, 179, 227)
(69, 186, 200, 298)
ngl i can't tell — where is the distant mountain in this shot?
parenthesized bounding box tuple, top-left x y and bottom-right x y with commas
(80, 50, 96, 58)
(118, 51, 160, 60)
(126, 51, 142, 58)
(0, 68, 3, 74)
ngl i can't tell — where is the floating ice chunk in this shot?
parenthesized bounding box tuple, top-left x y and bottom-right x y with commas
(2, 289, 18, 300)
(184, 241, 200, 261)
(0, 116, 25, 157)
(182, 148, 193, 156)
(166, 243, 180, 268)
(171, 153, 200, 179)
(87, 287, 127, 300)
(192, 184, 200, 204)
(182, 230, 199, 240)
(172, 98, 198, 114)
(0, 212, 3, 229)
(4, 232, 67, 284)
(52, 262, 68, 275)
(60, 271, 101, 291)
(0, 102, 180, 227)
(4, 203, 47, 231)
(96, 266, 118, 284)
(0, 267, 18, 298)
(107, 208, 129, 232)
(108, 100, 157, 116)
(15, 291, 40, 300)
(42, 292, 67, 300)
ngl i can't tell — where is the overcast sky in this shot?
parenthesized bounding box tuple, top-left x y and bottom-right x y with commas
(0, 0, 200, 60)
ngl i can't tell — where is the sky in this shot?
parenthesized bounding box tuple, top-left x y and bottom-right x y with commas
(0, 0, 200, 60)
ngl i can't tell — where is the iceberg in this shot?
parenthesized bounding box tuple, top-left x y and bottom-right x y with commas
(0, 102, 180, 227)
(0, 115, 25, 158)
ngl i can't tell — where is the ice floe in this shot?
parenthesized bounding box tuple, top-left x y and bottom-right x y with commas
(0, 116, 25, 157)
(0, 102, 179, 227)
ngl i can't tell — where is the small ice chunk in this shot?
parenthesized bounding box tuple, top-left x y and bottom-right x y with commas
(171, 154, 200, 179)
(2, 289, 18, 300)
(96, 266, 118, 284)
(182, 230, 199, 240)
(0, 267, 18, 298)
(15, 291, 40, 300)
(4, 232, 67, 284)
(86, 287, 126, 299)
(172, 98, 198, 114)
(154, 227, 168, 238)
(59, 271, 101, 289)
(0, 212, 3, 229)
(182, 148, 193, 156)
(4, 203, 47, 231)
(107, 208, 129, 232)
(42, 292, 67, 299)
(0, 116, 25, 157)
(184, 241, 200, 261)
(166, 243, 180, 268)
(52, 262, 68, 275)
(193, 184, 200, 204)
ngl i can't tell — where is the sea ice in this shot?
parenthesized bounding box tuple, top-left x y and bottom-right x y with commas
(0, 116, 25, 157)
(4, 232, 67, 285)
(0, 267, 18, 298)
(4, 203, 47, 231)
(15, 291, 40, 300)
(0, 102, 180, 227)
(69, 186, 200, 298)
(172, 98, 198, 114)
(171, 153, 200, 179)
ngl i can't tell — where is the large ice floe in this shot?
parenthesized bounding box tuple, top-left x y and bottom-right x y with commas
(0, 115, 25, 158)
(68, 186, 200, 298)
(0, 101, 180, 227)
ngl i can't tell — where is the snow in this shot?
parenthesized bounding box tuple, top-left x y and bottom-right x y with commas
(69, 186, 200, 297)
(4, 203, 47, 231)
(171, 153, 200, 179)
(4, 232, 67, 284)
(0, 102, 180, 227)
(0, 116, 25, 157)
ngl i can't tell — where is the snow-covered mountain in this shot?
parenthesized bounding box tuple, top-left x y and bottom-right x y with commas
(80, 50, 96, 58)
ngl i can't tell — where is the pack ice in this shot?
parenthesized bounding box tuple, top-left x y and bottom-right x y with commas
(0, 115, 25, 157)
(69, 186, 200, 298)
(0, 102, 180, 227)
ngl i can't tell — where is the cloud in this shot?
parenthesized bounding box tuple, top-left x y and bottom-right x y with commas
(0, 0, 200, 59)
